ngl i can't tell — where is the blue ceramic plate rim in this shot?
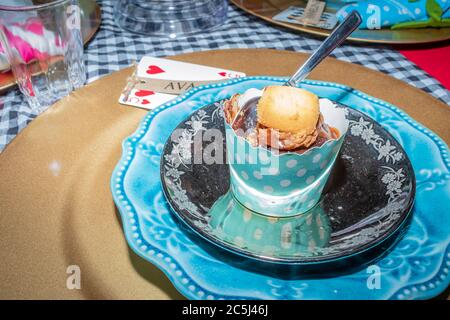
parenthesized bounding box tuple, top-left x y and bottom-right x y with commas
(111, 76, 450, 300)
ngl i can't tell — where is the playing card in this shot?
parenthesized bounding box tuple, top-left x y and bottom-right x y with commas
(137, 56, 245, 81)
(119, 56, 246, 110)
(121, 88, 175, 109)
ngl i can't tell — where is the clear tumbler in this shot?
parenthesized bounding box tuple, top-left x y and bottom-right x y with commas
(0, 0, 86, 112)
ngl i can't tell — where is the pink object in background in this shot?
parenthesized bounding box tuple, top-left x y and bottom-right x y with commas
(0, 0, 86, 110)
(0, 17, 64, 71)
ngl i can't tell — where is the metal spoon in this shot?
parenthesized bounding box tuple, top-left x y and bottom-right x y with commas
(285, 10, 362, 87)
(232, 11, 362, 129)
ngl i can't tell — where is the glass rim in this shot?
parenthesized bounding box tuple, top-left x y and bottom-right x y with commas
(0, 0, 70, 12)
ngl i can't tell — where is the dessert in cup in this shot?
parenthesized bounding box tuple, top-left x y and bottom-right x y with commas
(222, 85, 349, 217)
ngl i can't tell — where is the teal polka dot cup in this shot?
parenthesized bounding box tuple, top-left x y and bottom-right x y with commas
(225, 97, 349, 217)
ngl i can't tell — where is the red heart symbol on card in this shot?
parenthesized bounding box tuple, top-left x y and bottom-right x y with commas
(135, 90, 155, 97)
(218, 72, 227, 77)
(141, 99, 151, 105)
(146, 65, 165, 75)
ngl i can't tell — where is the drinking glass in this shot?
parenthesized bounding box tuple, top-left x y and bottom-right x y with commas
(115, 0, 228, 37)
(0, 0, 86, 112)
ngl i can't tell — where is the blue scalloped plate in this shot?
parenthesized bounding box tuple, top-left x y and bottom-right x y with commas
(111, 77, 450, 300)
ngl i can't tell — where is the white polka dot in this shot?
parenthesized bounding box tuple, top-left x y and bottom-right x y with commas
(253, 170, 262, 179)
(312, 154, 322, 163)
(264, 185, 274, 193)
(383, 5, 390, 12)
(280, 179, 291, 187)
(320, 160, 328, 169)
(286, 159, 297, 168)
(268, 167, 279, 175)
(296, 168, 307, 177)
(253, 229, 263, 240)
(319, 228, 326, 240)
(241, 171, 249, 180)
(267, 217, 278, 224)
(306, 176, 315, 184)
(415, 8, 421, 15)
(234, 236, 245, 246)
(243, 209, 252, 222)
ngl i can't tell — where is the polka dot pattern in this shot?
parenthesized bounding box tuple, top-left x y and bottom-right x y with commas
(297, 168, 307, 177)
(253, 229, 263, 240)
(253, 170, 262, 180)
(336, 1, 446, 29)
(286, 159, 297, 168)
(280, 179, 291, 187)
(226, 111, 346, 216)
(306, 176, 316, 184)
(320, 160, 328, 169)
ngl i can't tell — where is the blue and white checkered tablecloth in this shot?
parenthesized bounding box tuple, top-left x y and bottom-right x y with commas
(0, 0, 449, 152)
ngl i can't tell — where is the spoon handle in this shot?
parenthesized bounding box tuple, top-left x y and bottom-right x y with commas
(285, 11, 362, 87)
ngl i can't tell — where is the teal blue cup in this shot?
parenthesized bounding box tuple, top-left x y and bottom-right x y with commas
(225, 97, 349, 217)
